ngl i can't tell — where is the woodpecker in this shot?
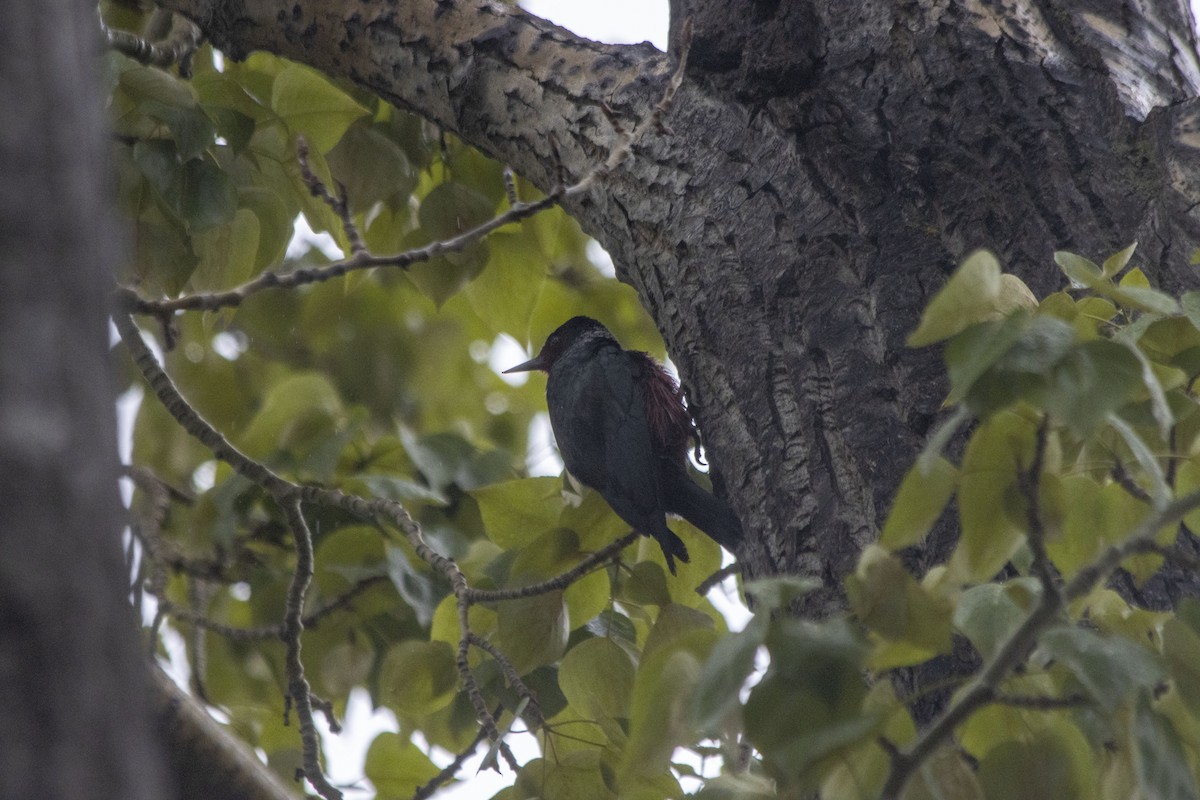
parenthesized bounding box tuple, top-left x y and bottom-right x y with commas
(504, 316, 743, 574)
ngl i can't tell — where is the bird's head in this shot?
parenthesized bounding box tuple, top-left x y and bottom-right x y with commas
(503, 316, 613, 374)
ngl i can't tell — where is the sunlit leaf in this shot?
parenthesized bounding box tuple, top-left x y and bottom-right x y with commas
(472, 477, 563, 549)
(559, 637, 636, 720)
(271, 63, 368, 153)
(879, 456, 958, 550)
(909, 251, 1035, 346)
(496, 591, 569, 674)
(379, 641, 458, 716)
(364, 732, 442, 798)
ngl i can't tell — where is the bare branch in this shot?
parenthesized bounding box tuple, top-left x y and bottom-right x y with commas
(278, 495, 342, 800)
(103, 13, 201, 72)
(411, 706, 498, 800)
(1019, 415, 1058, 596)
(468, 633, 545, 730)
(696, 561, 742, 596)
(297, 137, 366, 255)
(463, 531, 638, 605)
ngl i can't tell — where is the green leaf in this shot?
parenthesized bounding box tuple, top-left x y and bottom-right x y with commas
(1055, 250, 1104, 289)
(909, 251, 1035, 346)
(1040, 626, 1165, 711)
(471, 477, 563, 549)
(744, 619, 874, 783)
(847, 545, 953, 668)
(943, 317, 1029, 405)
(430, 596, 496, 658)
(385, 545, 443, 627)
(559, 637, 636, 720)
(360, 474, 448, 506)
(466, 231, 547, 339)
(690, 614, 768, 731)
(419, 180, 497, 239)
(119, 63, 198, 109)
(585, 609, 638, 644)
(237, 372, 342, 459)
(1044, 340, 1143, 437)
(948, 411, 1035, 583)
(622, 628, 716, 782)
(190, 207, 259, 291)
(1181, 291, 1200, 333)
(564, 568, 611, 631)
(1164, 601, 1200, 715)
(364, 732, 443, 799)
(1102, 242, 1138, 278)
(141, 100, 217, 162)
(1046, 476, 1109, 578)
(742, 575, 821, 612)
(319, 640, 375, 697)
(1106, 414, 1169, 506)
(379, 641, 458, 716)
(271, 63, 368, 153)
(237, 187, 294, 269)
(496, 591, 569, 674)
(326, 119, 416, 211)
(173, 158, 238, 231)
(642, 603, 714, 661)
(1123, 338, 1175, 441)
(129, 217, 198, 295)
(879, 456, 958, 550)
(1132, 692, 1199, 800)
(953, 581, 1038, 660)
(976, 718, 1094, 800)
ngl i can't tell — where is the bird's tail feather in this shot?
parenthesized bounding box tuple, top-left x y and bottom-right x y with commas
(650, 524, 690, 576)
(662, 468, 743, 553)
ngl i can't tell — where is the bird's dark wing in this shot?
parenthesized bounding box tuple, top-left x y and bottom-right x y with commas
(595, 347, 660, 522)
(599, 350, 689, 573)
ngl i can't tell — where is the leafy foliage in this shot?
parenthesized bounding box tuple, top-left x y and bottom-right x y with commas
(106, 5, 1200, 796)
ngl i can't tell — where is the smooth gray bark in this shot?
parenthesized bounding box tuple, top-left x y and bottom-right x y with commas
(0, 1, 169, 798)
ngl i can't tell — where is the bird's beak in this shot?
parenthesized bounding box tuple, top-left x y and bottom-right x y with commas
(502, 354, 545, 374)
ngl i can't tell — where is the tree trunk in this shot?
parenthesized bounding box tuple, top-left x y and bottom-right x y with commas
(0, 1, 169, 797)
(161, 0, 1200, 617)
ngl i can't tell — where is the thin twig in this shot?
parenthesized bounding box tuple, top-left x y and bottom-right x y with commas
(103, 15, 202, 71)
(463, 531, 639, 605)
(411, 707, 499, 800)
(1112, 459, 1153, 505)
(992, 692, 1090, 710)
(297, 137, 366, 255)
(467, 634, 545, 729)
(278, 496, 343, 800)
(1020, 416, 1058, 595)
(696, 561, 743, 596)
(160, 574, 391, 641)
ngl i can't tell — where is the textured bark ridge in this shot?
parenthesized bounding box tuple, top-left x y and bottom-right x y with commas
(165, 0, 1200, 615)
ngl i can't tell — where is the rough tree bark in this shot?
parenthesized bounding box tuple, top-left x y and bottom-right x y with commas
(159, 0, 1200, 619)
(0, 1, 169, 797)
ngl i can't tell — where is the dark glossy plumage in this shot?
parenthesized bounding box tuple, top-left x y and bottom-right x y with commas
(505, 316, 742, 574)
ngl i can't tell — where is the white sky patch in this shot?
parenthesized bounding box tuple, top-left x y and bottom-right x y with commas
(521, 0, 668, 49)
(287, 213, 344, 260)
(491, 334, 531, 386)
(586, 239, 617, 278)
(212, 330, 248, 360)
